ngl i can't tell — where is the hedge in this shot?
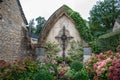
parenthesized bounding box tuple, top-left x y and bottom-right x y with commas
(97, 30, 120, 52)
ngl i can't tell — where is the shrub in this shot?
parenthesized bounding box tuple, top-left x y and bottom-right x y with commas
(85, 47, 120, 80)
(0, 57, 40, 80)
(33, 69, 54, 80)
(68, 41, 83, 61)
(42, 63, 58, 76)
(73, 67, 89, 80)
(56, 57, 63, 63)
(98, 30, 120, 52)
(70, 61, 83, 72)
(43, 41, 60, 63)
(108, 53, 120, 80)
(65, 57, 73, 64)
(63, 67, 75, 80)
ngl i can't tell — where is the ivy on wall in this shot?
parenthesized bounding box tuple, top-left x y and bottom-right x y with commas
(63, 5, 120, 53)
(64, 5, 93, 42)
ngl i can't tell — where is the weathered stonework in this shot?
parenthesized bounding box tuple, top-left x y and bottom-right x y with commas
(46, 15, 81, 43)
(38, 5, 89, 56)
(0, 0, 30, 62)
(113, 19, 120, 32)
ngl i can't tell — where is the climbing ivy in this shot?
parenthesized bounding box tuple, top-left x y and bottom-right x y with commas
(64, 5, 93, 42)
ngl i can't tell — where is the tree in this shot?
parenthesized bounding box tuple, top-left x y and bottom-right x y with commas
(89, 0, 120, 38)
(28, 19, 36, 36)
(27, 16, 46, 37)
(35, 16, 46, 35)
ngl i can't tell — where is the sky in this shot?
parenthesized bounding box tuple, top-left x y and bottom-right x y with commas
(20, 0, 100, 22)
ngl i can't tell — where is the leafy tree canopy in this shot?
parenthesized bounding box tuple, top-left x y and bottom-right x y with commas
(35, 16, 46, 35)
(89, 0, 120, 38)
(27, 19, 36, 37)
(27, 16, 46, 36)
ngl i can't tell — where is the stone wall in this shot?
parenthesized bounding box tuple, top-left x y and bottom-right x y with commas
(0, 0, 30, 61)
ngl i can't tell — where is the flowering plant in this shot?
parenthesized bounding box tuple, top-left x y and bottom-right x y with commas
(108, 52, 120, 80)
(85, 45, 120, 80)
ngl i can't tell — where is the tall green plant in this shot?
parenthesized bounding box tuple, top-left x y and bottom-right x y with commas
(43, 41, 60, 63)
(68, 41, 83, 61)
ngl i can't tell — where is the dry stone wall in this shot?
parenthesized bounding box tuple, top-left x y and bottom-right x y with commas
(0, 0, 30, 62)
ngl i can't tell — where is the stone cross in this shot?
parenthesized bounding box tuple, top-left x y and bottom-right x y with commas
(55, 26, 73, 61)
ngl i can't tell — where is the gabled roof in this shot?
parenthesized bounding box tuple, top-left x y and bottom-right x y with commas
(38, 5, 75, 43)
(0, 0, 28, 24)
(17, 0, 28, 25)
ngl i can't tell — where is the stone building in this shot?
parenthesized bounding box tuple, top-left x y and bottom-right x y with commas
(112, 19, 120, 32)
(38, 5, 88, 56)
(0, 0, 31, 61)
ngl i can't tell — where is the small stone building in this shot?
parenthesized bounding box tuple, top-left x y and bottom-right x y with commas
(38, 5, 88, 56)
(0, 0, 31, 61)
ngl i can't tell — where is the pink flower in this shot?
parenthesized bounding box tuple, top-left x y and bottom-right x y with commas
(101, 61, 106, 67)
(109, 66, 114, 71)
(108, 73, 113, 78)
(113, 71, 118, 75)
(97, 66, 101, 71)
(115, 63, 120, 67)
(113, 75, 119, 80)
(117, 68, 120, 73)
(106, 57, 112, 62)
(116, 52, 120, 56)
(94, 64, 97, 69)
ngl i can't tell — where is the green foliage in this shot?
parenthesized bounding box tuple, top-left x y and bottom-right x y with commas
(63, 60, 89, 80)
(43, 41, 60, 63)
(90, 29, 120, 53)
(63, 67, 75, 80)
(68, 41, 83, 61)
(0, 57, 56, 80)
(44, 41, 60, 55)
(98, 30, 120, 52)
(70, 61, 83, 72)
(65, 57, 73, 64)
(89, 0, 120, 38)
(34, 69, 54, 80)
(27, 19, 36, 34)
(98, 31, 120, 51)
(27, 16, 46, 36)
(64, 5, 92, 42)
(0, 57, 39, 80)
(44, 63, 58, 76)
(56, 56, 63, 63)
(89, 40, 100, 53)
(35, 16, 46, 35)
(73, 67, 89, 80)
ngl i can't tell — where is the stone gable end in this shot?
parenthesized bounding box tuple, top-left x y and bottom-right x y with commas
(0, 0, 30, 62)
